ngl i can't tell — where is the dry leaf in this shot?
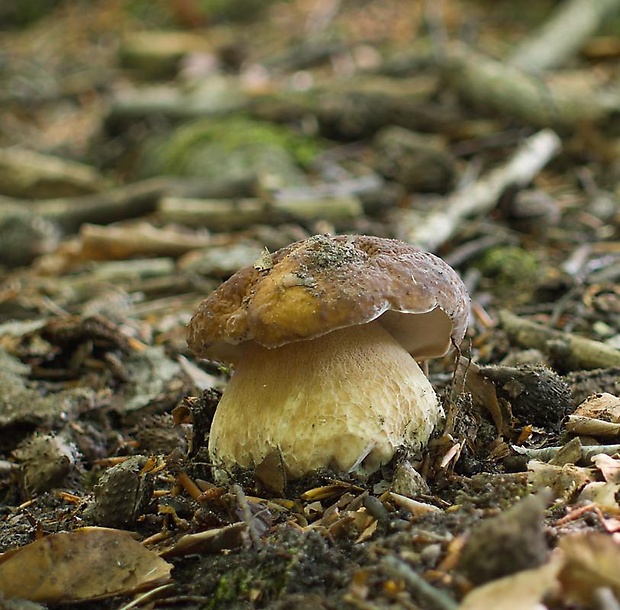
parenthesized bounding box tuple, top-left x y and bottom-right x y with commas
(559, 532, 620, 605)
(566, 394, 620, 437)
(464, 360, 509, 434)
(160, 522, 247, 557)
(573, 393, 620, 421)
(0, 527, 171, 603)
(565, 416, 620, 436)
(592, 453, 620, 483)
(577, 482, 620, 513)
(459, 557, 561, 610)
(527, 460, 592, 499)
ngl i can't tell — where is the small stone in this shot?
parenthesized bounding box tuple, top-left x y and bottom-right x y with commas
(457, 492, 549, 585)
(391, 460, 430, 498)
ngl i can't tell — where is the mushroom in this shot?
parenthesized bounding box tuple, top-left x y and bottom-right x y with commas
(187, 234, 469, 479)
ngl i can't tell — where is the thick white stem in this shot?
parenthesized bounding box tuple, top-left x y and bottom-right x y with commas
(209, 322, 441, 478)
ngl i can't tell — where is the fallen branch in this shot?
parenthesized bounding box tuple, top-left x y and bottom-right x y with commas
(507, 0, 620, 72)
(0, 147, 109, 198)
(382, 556, 458, 610)
(158, 194, 363, 231)
(514, 443, 620, 463)
(440, 42, 620, 128)
(396, 129, 561, 251)
(0, 176, 258, 234)
(499, 310, 620, 370)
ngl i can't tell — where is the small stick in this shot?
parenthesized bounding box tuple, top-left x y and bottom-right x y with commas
(382, 556, 459, 610)
(514, 443, 620, 463)
(508, 0, 620, 72)
(499, 310, 620, 369)
(232, 484, 263, 550)
(397, 129, 561, 252)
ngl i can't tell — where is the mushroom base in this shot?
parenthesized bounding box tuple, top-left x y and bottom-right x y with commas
(208, 322, 442, 479)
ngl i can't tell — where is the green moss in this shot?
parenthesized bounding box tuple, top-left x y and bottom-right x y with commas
(139, 116, 321, 185)
(204, 571, 255, 610)
(476, 246, 540, 303)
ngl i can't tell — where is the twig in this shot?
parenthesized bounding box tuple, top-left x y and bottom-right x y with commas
(115, 583, 175, 610)
(499, 310, 620, 370)
(513, 443, 620, 463)
(396, 129, 561, 252)
(159, 194, 363, 230)
(508, 0, 620, 72)
(440, 42, 620, 128)
(232, 484, 263, 550)
(382, 556, 459, 610)
(0, 176, 258, 234)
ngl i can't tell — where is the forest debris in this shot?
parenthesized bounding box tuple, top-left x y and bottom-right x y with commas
(565, 367, 620, 405)
(463, 359, 509, 435)
(0, 148, 109, 199)
(566, 417, 620, 437)
(250, 74, 459, 138)
(13, 433, 81, 498)
(78, 258, 177, 285)
(477, 364, 572, 430)
(558, 532, 620, 606)
(275, 173, 384, 205)
(118, 30, 210, 80)
(507, 0, 620, 72)
(159, 522, 247, 558)
(139, 116, 310, 188)
(372, 126, 456, 193)
(395, 129, 561, 252)
(385, 492, 441, 517)
(517, 443, 620, 464)
(441, 42, 620, 128)
(159, 194, 363, 230)
(0, 346, 94, 433)
(499, 310, 620, 370)
(382, 556, 458, 610)
(78, 222, 212, 260)
(577, 481, 620, 513)
(456, 493, 549, 586)
(0, 527, 172, 603)
(84, 456, 156, 528)
(527, 460, 593, 499)
(0, 209, 60, 267)
(459, 558, 562, 610)
(106, 76, 249, 127)
(390, 460, 431, 497)
(592, 453, 620, 483)
(110, 345, 183, 416)
(570, 392, 620, 421)
(0, 177, 250, 235)
(183, 239, 264, 278)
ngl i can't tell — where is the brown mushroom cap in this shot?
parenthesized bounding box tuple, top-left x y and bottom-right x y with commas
(187, 234, 469, 361)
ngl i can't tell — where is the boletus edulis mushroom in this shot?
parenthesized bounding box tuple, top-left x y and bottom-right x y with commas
(187, 234, 469, 479)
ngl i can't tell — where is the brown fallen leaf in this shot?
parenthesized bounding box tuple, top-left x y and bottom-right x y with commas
(0, 527, 172, 603)
(527, 460, 593, 500)
(577, 481, 620, 514)
(160, 521, 247, 557)
(592, 453, 620, 483)
(573, 393, 620, 421)
(566, 393, 620, 437)
(558, 532, 620, 606)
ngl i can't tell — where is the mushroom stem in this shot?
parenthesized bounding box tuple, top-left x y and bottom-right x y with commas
(208, 321, 441, 479)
